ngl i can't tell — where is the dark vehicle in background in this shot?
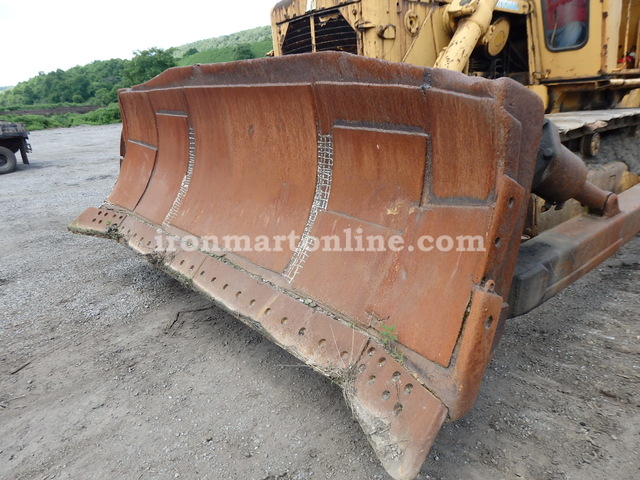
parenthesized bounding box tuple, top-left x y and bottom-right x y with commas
(0, 121, 30, 174)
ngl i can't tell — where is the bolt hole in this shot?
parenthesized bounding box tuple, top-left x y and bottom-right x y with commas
(280, 316, 287, 325)
(180, 260, 185, 266)
(210, 276, 217, 283)
(508, 197, 515, 208)
(393, 403, 403, 415)
(235, 291, 242, 298)
(91, 218, 96, 223)
(392, 371, 401, 382)
(249, 299, 256, 307)
(147, 241, 151, 247)
(367, 347, 376, 356)
(340, 351, 349, 360)
(357, 364, 366, 374)
(381, 390, 391, 401)
(199, 271, 205, 276)
(98, 220, 103, 224)
(298, 327, 306, 336)
(368, 375, 376, 385)
(265, 308, 272, 316)
(222, 284, 229, 290)
(189, 265, 195, 271)
(318, 338, 326, 347)
(485, 315, 494, 329)
(404, 384, 414, 395)
(494, 237, 501, 247)
(378, 357, 386, 367)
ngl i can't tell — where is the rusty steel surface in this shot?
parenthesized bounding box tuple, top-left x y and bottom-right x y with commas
(70, 52, 545, 480)
(524, 161, 636, 237)
(532, 120, 622, 217)
(510, 183, 640, 317)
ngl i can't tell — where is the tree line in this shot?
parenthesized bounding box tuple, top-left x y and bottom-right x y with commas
(0, 48, 177, 109)
(0, 26, 272, 130)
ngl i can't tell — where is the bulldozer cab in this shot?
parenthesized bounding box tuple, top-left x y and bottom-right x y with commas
(530, 0, 594, 79)
(529, 0, 640, 78)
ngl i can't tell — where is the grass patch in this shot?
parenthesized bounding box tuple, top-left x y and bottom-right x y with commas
(2, 103, 121, 130)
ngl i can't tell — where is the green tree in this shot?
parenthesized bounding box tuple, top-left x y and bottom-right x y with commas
(183, 47, 199, 57)
(232, 43, 255, 61)
(94, 86, 119, 106)
(122, 47, 176, 87)
(20, 84, 36, 105)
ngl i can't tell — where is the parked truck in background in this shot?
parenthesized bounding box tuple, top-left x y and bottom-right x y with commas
(0, 121, 30, 174)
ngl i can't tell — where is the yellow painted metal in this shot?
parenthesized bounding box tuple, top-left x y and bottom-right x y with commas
(620, 87, 640, 107)
(271, 1, 451, 68)
(483, 16, 511, 56)
(530, 0, 602, 81)
(271, 0, 640, 111)
(528, 84, 549, 110)
(434, 0, 498, 71)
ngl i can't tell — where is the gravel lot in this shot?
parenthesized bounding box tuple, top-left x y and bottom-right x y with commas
(1, 124, 639, 480)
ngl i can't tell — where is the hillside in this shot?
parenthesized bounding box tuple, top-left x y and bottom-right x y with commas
(0, 26, 275, 130)
(176, 26, 273, 66)
(177, 39, 273, 66)
(174, 25, 271, 57)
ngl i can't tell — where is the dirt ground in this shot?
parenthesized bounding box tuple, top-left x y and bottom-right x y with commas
(1, 124, 638, 480)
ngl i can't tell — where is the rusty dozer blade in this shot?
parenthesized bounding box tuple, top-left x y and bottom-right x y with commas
(70, 52, 544, 479)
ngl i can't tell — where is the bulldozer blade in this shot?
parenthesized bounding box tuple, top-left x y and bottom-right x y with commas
(70, 52, 544, 479)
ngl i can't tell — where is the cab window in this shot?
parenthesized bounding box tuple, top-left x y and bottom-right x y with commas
(542, 0, 589, 51)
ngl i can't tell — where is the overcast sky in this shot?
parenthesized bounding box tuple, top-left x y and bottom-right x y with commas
(1, 0, 274, 87)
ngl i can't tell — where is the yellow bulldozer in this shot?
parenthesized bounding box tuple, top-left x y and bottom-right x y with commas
(70, 1, 640, 479)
